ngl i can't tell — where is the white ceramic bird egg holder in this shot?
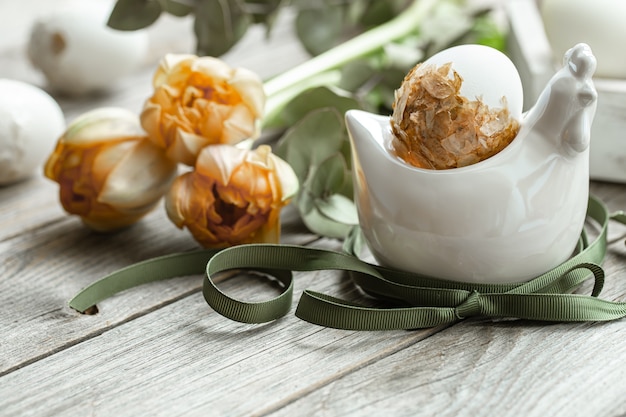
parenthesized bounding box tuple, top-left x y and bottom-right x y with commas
(346, 44, 597, 284)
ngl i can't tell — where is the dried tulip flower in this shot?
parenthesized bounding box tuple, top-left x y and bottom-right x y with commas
(44, 107, 178, 232)
(141, 54, 265, 166)
(391, 62, 520, 169)
(166, 144, 299, 248)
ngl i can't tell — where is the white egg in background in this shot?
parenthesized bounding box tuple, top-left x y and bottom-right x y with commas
(421, 44, 524, 120)
(27, 2, 149, 95)
(0, 79, 66, 185)
(541, 0, 626, 79)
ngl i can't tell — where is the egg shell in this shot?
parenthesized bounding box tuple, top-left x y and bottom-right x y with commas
(0, 79, 66, 185)
(541, 0, 626, 79)
(421, 44, 524, 120)
(27, 3, 149, 95)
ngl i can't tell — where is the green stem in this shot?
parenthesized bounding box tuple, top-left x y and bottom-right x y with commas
(262, 0, 438, 114)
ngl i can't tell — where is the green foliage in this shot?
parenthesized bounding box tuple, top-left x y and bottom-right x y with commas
(275, 108, 357, 239)
(293, 0, 408, 56)
(106, 0, 509, 239)
(107, 0, 507, 64)
(245, 0, 285, 34)
(294, 3, 346, 56)
(163, 0, 194, 17)
(194, 0, 250, 57)
(108, 0, 281, 56)
(274, 86, 361, 129)
(107, 0, 164, 30)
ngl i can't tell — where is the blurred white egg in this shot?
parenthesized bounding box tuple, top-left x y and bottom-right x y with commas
(421, 44, 524, 120)
(541, 0, 626, 79)
(27, 3, 149, 95)
(0, 79, 66, 185)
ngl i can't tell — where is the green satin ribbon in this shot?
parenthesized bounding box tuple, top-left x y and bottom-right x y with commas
(69, 195, 626, 330)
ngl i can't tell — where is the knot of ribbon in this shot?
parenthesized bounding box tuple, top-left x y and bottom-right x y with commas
(454, 291, 482, 320)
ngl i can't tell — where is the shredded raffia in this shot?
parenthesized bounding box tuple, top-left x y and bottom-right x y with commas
(391, 62, 520, 169)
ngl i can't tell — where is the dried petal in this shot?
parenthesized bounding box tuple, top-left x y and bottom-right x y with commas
(391, 62, 520, 169)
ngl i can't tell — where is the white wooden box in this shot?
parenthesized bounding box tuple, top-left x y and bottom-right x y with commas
(506, 0, 626, 183)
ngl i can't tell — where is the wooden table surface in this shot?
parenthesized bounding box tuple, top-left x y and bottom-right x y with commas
(2, 2, 626, 416)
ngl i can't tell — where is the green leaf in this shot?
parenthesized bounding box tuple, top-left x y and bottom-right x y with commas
(315, 194, 358, 226)
(107, 0, 163, 31)
(307, 154, 357, 225)
(337, 58, 411, 113)
(194, 0, 251, 56)
(277, 112, 358, 239)
(295, 3, 345, 56)
(308, 153, 348, 197)
(162, 0, 193, 17)
(275, 108, 346, 182)
(297, 191, 354, 239)
(345, 0, 369, 27)
(244, 0, 285, 34)
(338, 60, 376, 92)
(353, 0, 397, 28)
(301, 203, 355, 239)
(279, 86, 361, 128)
(366, 67, 407, 112)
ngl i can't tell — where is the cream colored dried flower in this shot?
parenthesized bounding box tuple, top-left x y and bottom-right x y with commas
(141, 54, 265, 166)
(165, 144, 298, 248)
(44, 107, 178, 231)
(391, 62, 520, 169)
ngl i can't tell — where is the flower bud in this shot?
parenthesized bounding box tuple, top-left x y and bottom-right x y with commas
(141, 54, 265, 166)
(44, 107, 178, 231)
(166, 144, 298, 248)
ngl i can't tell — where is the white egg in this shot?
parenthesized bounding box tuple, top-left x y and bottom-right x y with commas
(0, 79, 66, 185)
(27, 3, 149, 95)
(421, 44, 524, 120)
(541, 0, 626, 79)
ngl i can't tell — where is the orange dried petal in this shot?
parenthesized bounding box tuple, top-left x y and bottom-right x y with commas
(391, 62, 520, 170)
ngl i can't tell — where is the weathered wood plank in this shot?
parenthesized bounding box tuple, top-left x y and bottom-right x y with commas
(0, 239, 445, 417)
(0, 175, 64, 241)
(271, 319, 626, 417)
(0, 200, 316, 375)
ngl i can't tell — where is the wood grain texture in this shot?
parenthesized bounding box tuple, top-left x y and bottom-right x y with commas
(0, 202, 316, 376)
(271, 319, 626, 417)
(0, 239, 444, 417)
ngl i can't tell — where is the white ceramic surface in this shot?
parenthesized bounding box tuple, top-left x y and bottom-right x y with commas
(346, 44, 597, 283)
